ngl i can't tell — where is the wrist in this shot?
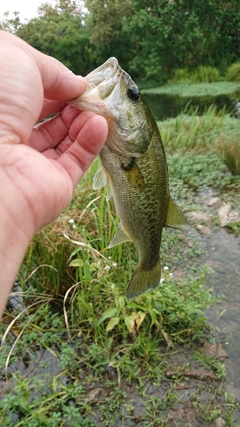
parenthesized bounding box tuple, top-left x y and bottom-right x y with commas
(0, 173, 36, 317)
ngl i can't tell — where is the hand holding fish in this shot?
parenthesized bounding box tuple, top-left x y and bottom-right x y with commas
(0, 31, 108, 316)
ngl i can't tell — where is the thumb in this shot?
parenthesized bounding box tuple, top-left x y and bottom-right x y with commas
(38, 54, 87, 100)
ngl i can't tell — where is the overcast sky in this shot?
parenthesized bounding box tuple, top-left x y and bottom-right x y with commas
(0, 0, 56, 22)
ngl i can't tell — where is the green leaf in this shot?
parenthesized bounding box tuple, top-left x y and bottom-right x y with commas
(124, 315, 135, 333)
(106, 317, 120, 331)
(69, 259, 85, 267)
(98, 307, 117, 324)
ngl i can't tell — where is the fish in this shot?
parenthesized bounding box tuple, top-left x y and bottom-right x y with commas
(69, 57, 188, 299)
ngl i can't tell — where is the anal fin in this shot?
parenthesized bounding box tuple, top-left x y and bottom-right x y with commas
(165, 196, 188, 229)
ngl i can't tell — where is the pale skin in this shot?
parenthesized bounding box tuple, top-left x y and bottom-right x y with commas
(0, 30, 108, 317)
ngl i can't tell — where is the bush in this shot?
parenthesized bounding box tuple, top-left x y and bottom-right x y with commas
(226, 62, 240, 82)
(219, 138, 240, 175)
(169, 66, 220, 83)
(191, 66, 220, 82)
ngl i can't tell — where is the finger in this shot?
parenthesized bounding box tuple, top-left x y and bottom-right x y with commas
(38, 54, 87, 100)
(42, 111, 99, 158)
(0, 30, 87, 101)
(29, 105, 81, 152)
(57, 115, 108, 186)
(37, 99, 67, 122)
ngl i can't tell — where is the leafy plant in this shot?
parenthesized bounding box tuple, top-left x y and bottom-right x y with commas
(226, 62, 240, 82)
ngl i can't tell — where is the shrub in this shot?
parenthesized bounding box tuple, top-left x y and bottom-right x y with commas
(226, 62, 240, 82)
(219, 138, 240, 175)
(191, 66, 220, 82)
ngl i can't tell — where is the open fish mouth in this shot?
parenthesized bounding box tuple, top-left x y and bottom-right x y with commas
(84, 57, 122, 100)
(69, 57, 144, 158)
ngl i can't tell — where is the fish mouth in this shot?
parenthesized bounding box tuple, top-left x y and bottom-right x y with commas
(69, 58, 143, 159)
(69, 57, 122, 113)
(86, 57, 121, 98)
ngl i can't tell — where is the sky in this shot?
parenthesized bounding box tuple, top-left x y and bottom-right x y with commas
(0, 0, 56, 22)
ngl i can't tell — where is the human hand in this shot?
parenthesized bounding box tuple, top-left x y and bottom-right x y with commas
(0, 30, 108, 234)
(0, 31, 108, 315)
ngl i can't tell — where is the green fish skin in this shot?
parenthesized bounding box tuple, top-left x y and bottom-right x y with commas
(69, 57, 188, 299)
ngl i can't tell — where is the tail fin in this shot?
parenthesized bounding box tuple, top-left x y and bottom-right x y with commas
(126, 261, 161, 300)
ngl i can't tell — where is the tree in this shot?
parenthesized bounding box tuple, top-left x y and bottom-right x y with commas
(16, 0, 95, 75)
(85, 0, 134, 69)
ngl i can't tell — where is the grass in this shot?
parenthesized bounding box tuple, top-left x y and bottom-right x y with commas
(158, 106, 240, 184)
(1, 105, 240, 425)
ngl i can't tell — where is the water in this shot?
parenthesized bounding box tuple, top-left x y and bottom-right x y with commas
(142, 92, 240, 121)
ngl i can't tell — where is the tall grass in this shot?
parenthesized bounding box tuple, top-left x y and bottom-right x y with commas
(159, 105, 240, 156)
(226, 62, 240, 82)
(170, 66, 220, 83)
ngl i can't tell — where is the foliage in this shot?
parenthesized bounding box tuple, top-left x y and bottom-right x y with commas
(16, 0, 95, 75)
(170, 66, 220, 83)
(85, 0, 134, 69)
(226, 62, 240, 82)
(1, 0, 240, 83)
(219, 138, 240, 175)
(158, 105, 240, 155)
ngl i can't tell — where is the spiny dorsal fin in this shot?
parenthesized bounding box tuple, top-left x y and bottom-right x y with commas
(165, 196, 188, 229)
(108, 222, 132, 248)
(93, 166, 113, 201)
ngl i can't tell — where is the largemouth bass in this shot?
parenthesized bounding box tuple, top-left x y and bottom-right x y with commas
(69, 57, 187, 299)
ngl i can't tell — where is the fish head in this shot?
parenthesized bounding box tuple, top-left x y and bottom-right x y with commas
(69, 57, 153, 158)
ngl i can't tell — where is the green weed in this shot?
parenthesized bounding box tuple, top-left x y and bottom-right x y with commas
(219, 137, 240, 175)
(170, 66, 220, 83)
(226, 62, 240, 82)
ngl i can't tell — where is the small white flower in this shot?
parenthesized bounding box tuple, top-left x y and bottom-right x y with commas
(68, 219, 75, 224)
(163, 266, 169, 271)
(72, 224, 77, 229)
(160, 278, 165, 283)
(169, 273, 173, 278)
(112, 262, 117, 267)
(104, 265, 111, 271)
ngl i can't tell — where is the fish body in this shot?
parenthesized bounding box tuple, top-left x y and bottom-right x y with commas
(69, 57, 187, 299)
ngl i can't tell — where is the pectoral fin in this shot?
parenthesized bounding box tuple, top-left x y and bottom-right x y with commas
(93, 167, 113, 201)
(109, 222, 132, 248)
(165, 197, 188, 229)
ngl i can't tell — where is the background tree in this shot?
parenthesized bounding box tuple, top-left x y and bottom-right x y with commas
(1, 0, 239, 84)
(17, 0, 95, 75)
(85, 0, 134, 69)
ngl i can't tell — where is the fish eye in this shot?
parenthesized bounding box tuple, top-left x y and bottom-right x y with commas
(127, 85, 140, 102)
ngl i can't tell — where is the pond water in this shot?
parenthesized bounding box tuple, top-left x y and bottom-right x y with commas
(143, 92, 240, 121)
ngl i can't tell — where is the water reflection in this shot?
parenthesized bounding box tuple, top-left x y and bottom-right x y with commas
(143, 92, 240, 121)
